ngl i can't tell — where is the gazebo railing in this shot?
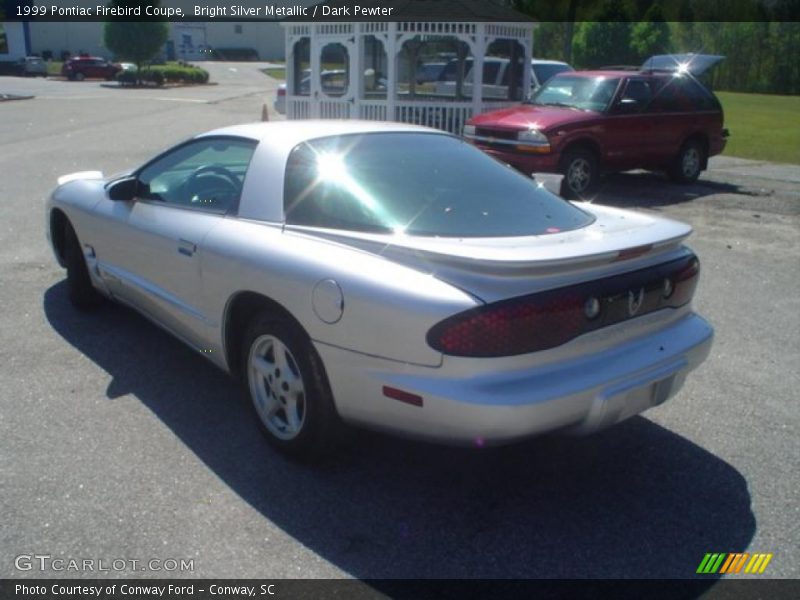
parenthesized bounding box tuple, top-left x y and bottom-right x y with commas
(286, 97, 516, 135)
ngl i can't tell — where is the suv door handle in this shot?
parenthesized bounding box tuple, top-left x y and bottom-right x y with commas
(178, 239, 196, 257)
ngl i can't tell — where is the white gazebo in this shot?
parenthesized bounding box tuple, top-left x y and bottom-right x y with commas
(282, 6, 535, 134)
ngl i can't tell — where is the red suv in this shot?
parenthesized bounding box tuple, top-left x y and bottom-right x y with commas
(464, 54, 729, 198)
(62, 56, 122, 81)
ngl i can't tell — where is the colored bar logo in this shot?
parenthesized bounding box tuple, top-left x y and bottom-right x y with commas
(696, 552, 773, 574)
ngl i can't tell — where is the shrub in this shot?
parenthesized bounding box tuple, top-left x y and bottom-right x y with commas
(116, 70, 137, 85)
(115, 64, 208, 86)
(148, 69, 165, 86)
(149, 65, 209, 84)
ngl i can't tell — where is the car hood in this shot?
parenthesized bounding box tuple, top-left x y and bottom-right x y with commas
(468, 104, 593, 132)
(286, 203, 693, 302)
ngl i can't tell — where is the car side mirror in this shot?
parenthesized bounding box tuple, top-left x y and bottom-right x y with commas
(107, 177, 137, 201)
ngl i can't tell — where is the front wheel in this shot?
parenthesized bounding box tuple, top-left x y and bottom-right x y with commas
(64, 222, 102, 309)
(242, 314, 341, 460)
(669, 140, 705, 183)
(74, 72, 85, 81)
(560, 148, 599, 200)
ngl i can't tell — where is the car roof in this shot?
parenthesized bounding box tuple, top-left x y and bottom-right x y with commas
(201, 120, 445, 145)
(555, 69, 653, 79)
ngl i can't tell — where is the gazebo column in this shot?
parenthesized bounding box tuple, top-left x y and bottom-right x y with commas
(386, 24, 397, 122)
(309, 26, 322, 118)
(508, 39, 519, 101)
(285, 40, 295, 116)
(522, 31, 532, 96)
(351, 30, 362, 119)
(471, 23, 487, 118)
(407, 39, 420, 99)
(455, 42, 468, 100)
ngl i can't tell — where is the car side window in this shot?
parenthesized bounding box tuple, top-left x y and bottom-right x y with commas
(681, 78, 718, 110)
(649, 76, 706, 113)
(621, 79, 652, 107)
(137, 138, 257, 214)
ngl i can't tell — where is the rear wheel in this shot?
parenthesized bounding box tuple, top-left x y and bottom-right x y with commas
(669, 140, 705, 183)
(64, 222, 102, 309)
(242, 313, 341, 461)
(560, 148, 599, 199)
(74, 72, 85, 81)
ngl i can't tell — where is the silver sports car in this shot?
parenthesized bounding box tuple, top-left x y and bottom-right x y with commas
(46, 121, 713, 459)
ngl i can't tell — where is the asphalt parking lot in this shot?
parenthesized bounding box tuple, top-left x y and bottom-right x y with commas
(1, 62, 798, 583)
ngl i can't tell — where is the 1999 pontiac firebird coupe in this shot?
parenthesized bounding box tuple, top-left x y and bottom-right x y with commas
(47, 121, 713, 459)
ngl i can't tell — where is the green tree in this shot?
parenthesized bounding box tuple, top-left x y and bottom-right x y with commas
(513, 0, 584, 63)
(572, 0, 635, 68)
(103, 1, 169, 84)
(630, 3, 671, 61)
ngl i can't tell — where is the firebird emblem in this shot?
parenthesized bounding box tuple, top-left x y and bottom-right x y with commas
(628, 288, 645, 316)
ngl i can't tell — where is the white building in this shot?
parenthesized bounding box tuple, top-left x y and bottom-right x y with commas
(26, 0, 320, 61)
(0, 22, 31, 61)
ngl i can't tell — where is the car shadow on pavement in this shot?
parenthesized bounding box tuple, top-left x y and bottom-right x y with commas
(44, 281, 755, 583)
(587, 171, 763, 209)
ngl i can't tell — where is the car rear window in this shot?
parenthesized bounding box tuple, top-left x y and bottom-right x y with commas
(283, 133, 593, 237)
(532, 63, 573, 85)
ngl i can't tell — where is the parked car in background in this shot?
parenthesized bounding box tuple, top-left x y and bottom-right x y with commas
(46, 120, 712, 460)
(274, 69, 385, 115)
(435, 57, 574, 99)
(463, 54, 728, 198)
(16, 56, 48, 77)
(62, 56, 122, 81)
(415, 61, 447, 84)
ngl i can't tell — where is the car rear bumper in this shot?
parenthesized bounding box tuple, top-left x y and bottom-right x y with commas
(316, 311, 713, 445)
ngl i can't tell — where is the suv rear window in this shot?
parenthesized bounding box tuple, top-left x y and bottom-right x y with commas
(283, 133, 593, 237)
(649, 75, 718, 112)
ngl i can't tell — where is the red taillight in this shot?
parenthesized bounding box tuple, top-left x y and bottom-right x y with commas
(428, 254, 700, 358)
(670, 256, 699, 306)
(429, 290, 585, 357)
(277, 88, 286, 97)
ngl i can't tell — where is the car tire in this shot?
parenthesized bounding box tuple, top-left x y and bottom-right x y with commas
(241, 313, 341, 461)
(669, 140, 705, 183)
(74, 72, 85, 81)
(560, 147, 599, 200)
(64, 221, 102, 309)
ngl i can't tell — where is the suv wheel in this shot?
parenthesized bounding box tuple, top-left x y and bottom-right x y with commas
(560, 148, 599, 199)
(74, 72, 85, 81)
(670, 140, 705, 183)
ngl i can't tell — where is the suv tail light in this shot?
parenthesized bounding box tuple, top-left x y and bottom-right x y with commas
(277, 88, 286, 97)
(427, 255, 700, 357)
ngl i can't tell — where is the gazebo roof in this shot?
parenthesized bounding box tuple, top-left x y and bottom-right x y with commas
(307, 0, 533, 21)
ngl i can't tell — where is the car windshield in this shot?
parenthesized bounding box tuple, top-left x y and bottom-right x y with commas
(532, 63, 573, 85)
(531, 75, 620, 112)
(284, 133, 593, 237)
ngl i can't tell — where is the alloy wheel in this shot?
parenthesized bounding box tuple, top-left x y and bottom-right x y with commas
(247, 334, 307, 441)
(567, 158, 592, 194)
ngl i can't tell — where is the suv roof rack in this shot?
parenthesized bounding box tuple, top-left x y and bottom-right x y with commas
(598, 65, 640, 71)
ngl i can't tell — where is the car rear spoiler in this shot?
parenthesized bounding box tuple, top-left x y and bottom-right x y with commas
(641, 54, 725, 76)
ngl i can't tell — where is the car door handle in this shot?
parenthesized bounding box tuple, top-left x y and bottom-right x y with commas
(178, 239, 196, 257)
